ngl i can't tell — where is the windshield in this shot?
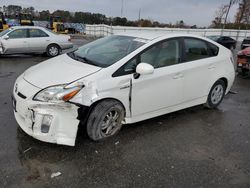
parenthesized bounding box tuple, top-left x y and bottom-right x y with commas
(0, 28, 13, 37)
(68, 35, 146, 67)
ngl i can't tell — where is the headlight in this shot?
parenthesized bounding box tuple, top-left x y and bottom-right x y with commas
(33, 84, 83, 102)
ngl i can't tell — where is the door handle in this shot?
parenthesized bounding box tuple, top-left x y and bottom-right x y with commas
(173, 73, 183, 79)
(120, 85, 130, 90)
(208, 64, 215, 69)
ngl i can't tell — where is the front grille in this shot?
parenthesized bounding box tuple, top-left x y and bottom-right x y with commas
(17, 92, 27, 99)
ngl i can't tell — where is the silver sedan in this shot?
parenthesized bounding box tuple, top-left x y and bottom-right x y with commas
(0, 26, 73, 57)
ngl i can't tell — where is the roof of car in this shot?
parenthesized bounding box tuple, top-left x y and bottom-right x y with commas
(116, 32, 207, 41)
(10, 26, 46, 30)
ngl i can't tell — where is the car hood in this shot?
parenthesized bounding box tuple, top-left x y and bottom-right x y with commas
(24, 54, 102, 88)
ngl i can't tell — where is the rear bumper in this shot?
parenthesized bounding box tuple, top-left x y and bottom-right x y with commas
(226, 71, 235, 94)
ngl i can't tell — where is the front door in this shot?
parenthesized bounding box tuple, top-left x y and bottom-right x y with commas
(131, 38, 184, 117)
(2, 28, 29, 54)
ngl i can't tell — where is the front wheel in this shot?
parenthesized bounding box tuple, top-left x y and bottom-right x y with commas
(46, 44, 60, 57)
(86, 100, 125, 141)
(205, 80, 226, 109)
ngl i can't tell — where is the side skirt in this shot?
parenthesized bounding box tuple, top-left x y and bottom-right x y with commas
(125, 96, 207, 124)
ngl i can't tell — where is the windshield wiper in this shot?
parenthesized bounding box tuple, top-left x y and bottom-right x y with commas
(67, 52, 100, 67)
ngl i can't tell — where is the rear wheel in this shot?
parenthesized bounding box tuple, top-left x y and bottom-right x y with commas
(46, 44, 60, 57)
(205, 80, 226, 109)
(86, 100, 125, 141)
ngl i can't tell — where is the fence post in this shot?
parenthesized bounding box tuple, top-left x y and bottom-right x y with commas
(204, 30, 207, 37)
(220, 28, 223, 36)
(111, 25, 114, 35)
(236, 29, 240, 42)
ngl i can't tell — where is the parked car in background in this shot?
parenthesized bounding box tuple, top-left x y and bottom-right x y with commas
(13, 33, 235, 146)
(207, 35, 236, 50)
(241, 37, 250, 49)
(237, 47, 250, 76)
(0, 26, 73, 57)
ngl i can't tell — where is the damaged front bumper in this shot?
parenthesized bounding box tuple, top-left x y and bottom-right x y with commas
(13, 76, 80, 146)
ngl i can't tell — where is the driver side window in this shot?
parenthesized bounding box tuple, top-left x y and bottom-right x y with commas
(8, 29, 28, 39)
(140, 39, 180, 68)
(112, 39, 181, 77)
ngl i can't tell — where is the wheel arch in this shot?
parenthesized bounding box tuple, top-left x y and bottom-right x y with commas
(208, 77, 228, 93)
(219, 77, 228, 90)
(47, 43, 61, 50)
(78, 97, 127, 125)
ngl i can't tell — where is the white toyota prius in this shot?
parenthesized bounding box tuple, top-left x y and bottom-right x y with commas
(13, 33, 235, 146)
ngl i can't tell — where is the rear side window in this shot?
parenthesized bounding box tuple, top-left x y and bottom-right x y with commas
(29, 29, 49, 38)
(184, 38, 210, 61)
(207, 42, 219, 56)
(8, 29, 28, 39)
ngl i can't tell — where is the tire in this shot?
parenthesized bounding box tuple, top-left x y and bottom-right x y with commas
(205, 80, 226, 109)
(242, 68, 248, 76)
(46, 44, 60, 57)
(87, 99, 125, 141)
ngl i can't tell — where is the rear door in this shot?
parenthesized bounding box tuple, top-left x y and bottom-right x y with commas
(181, 37, 219, 102)
(2, 28, 29, 54)
(26, 28, 50, 53)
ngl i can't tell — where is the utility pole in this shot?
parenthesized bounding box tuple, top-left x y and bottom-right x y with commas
(121, 0, 124, 17)
(138, 8, 141, 21)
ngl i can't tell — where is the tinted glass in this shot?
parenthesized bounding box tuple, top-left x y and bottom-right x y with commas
(208, 42, 219, 56)
(8, 29, 28, 39)
(140, 39, 180, 68)
(29, 29, 49, 38)
(184, 38, 210, 61)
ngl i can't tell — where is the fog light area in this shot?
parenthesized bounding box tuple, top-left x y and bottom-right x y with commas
(41, 114, 53, 133)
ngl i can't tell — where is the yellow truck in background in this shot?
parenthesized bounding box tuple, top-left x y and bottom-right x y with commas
(49, 16, 76, 34)
(18, 13, 34, 26)
(0, 12, 9, 31)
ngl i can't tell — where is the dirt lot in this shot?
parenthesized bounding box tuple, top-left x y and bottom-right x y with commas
(0, 39, 249, 188)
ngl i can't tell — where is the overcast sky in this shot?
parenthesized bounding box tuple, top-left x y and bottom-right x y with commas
(0, 0, 238, 27)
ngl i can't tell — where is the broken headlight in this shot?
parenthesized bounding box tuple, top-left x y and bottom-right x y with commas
(33, 84, 83, 102)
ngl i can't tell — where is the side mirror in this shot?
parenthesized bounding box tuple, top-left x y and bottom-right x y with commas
(3, 36, 9, 40)
(136, 63, 154, 75)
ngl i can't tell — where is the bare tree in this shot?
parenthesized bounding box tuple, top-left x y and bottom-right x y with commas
(211, 4, 228, 27)
(235, 0, 250, 24)
(224, 0, 240, 26)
